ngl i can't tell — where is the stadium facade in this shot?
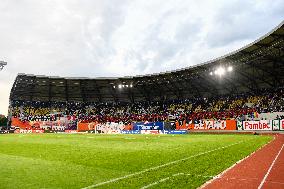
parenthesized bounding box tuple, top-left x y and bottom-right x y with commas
(9, 21, 284, 103)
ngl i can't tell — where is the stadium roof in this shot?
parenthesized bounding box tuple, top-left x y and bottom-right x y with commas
(10, 21, 284, 103)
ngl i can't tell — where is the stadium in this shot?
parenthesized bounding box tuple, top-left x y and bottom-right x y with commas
(0, 2, 284, 189)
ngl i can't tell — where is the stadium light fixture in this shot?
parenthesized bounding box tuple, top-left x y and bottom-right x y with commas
(0, 61, 7, 71)
(210, 72, 213, 76)
(227, 66, 233, 72)
(216, 67, 225, 76)
(115, 83, 133, 89)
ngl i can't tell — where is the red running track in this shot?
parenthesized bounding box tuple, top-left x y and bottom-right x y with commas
(202, 134, 284, 189)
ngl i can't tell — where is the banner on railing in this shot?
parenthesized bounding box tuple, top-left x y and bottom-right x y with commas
(176, 120, 236, 130)
(280, 119, 284, 131)
(133, 122, 164, 130)
(94, 122, 124, 134)
(77, 122, 133, 132)
(11, 117, 77, 130)
(242, 120, 272, 131)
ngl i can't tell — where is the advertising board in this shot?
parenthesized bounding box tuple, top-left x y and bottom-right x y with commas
(242, 120, 272, 131)
(185, 120, 237, 130)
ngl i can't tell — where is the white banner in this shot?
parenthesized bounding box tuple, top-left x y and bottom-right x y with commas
(95, 122, 125, 134)
(272, 120, 280, 131)
(242, 120, 272, 131)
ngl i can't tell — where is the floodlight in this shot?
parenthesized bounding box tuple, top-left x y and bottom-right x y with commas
(130, 84, 133, 88)
(210, 72, 213, 76)
(227, 66, 233, 72)
(216, 67, 225, 76)
(118, 84, 122, 89)
(113, 86, 116, 88)
(126, 85, 128, 88)
(0, 61, 7, 71)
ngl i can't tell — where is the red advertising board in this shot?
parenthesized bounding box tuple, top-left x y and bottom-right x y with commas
(177, 120, 236, 130)
(77, 122, 133, 132)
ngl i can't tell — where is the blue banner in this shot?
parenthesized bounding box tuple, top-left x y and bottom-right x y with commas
(133, 122, 164, 130)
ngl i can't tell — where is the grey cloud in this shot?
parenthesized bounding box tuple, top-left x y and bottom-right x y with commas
(205, 0, 284, 47)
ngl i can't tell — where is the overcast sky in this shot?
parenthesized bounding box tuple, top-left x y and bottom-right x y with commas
(0, 0, 284, 115)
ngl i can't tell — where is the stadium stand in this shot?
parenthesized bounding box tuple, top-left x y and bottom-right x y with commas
(8, 87, 284, 123)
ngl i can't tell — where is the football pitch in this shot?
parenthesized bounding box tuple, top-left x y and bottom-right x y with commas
(0, 133, 272, 189)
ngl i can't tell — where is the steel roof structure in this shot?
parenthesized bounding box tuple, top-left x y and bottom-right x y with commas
(10, 21, 284, 103)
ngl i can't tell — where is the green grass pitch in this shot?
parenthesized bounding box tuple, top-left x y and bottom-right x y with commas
(0, 133, 272, 189)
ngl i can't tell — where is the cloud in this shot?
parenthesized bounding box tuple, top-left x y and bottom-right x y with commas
(0, 0, 283, 115)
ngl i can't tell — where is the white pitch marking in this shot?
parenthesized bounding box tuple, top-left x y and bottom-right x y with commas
(140, 173, 214, 189)
(172, 173, 213, 178)
(258, 144, 284, 189)
(81, 140, 245, 189)
(140, 176, 170, 189)
(172, 173, 184, 177)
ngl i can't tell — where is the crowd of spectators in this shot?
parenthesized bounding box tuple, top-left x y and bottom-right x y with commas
(9, 87, 284, 124)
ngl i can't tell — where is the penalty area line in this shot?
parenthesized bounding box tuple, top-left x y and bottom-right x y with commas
(81, 140, 247, 189)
